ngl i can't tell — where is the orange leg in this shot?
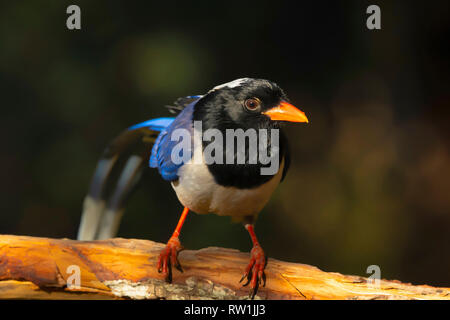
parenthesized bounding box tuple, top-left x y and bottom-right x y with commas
(157, 207, 189, 282)
(240, 224, 267, 299)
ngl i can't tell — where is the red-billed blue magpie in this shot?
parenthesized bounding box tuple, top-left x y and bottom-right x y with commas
(77, 78, 308, 298)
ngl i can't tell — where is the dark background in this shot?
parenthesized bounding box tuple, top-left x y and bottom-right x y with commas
(1, 1, 449, 287)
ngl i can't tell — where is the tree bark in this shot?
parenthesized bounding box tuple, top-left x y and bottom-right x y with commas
(0, 234, 448, 300)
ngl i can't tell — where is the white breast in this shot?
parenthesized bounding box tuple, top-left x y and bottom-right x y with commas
(171, 133, 284, 222)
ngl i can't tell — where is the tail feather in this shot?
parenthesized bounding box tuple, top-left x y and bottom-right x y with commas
(96, 155, 146, 239)
(77, 196, 106, 240)
(77, 127, 160, 240)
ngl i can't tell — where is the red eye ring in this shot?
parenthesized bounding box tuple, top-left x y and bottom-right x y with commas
(244, 98, 261, 111)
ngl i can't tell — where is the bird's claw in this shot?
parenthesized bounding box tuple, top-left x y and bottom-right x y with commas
(157, 236, 184, 283)
(240, 244, 267, 299)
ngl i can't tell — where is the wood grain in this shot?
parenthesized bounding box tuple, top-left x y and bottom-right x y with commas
(0, 235, 449, 300)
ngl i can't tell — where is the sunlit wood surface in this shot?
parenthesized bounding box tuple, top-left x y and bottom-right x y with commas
(0, 235, 449, 300)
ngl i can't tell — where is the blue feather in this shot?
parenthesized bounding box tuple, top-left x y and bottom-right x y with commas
(150, 102, 196, 181)
(128, 117, 175, 131)
(127, 99, 198, 181)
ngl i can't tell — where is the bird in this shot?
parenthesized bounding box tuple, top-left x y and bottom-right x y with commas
(77, 78, 308, 298)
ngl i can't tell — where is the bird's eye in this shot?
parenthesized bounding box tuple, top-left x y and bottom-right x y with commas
(244, 98, 261, 111)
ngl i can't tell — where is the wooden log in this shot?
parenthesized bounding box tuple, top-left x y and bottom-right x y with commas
(0, 234, 449, 300)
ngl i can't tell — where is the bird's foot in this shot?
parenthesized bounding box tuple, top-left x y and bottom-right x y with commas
(157, 236, 184, 283)
(240, 244, 267, 299)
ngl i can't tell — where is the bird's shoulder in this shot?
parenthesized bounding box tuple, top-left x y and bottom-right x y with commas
(150, 101, 197, 181)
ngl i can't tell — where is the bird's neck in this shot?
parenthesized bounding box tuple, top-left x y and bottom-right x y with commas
(197, 122, 286, 189)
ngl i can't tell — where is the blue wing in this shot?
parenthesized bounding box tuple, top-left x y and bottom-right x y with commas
(149, 102, 195, 181)
(129, 100, 197, 181)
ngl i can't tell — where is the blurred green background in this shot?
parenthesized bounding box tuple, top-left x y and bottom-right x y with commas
(1, 1, 449, 287)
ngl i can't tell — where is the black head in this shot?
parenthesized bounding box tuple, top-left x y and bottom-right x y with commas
(193, 78, 308, 131)
(191, 78, 308, 189)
